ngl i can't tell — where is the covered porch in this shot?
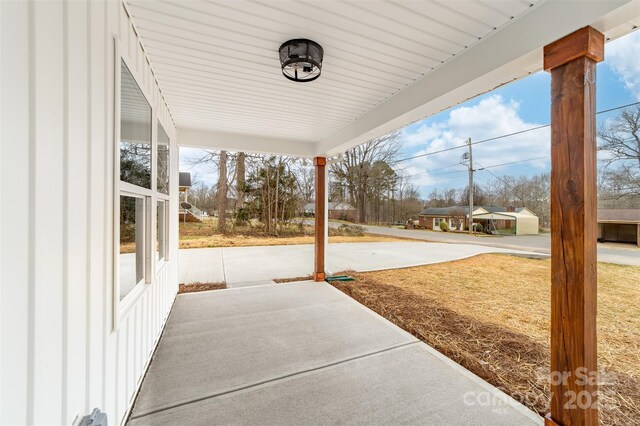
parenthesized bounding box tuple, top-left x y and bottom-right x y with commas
(3, 0, 640, 425)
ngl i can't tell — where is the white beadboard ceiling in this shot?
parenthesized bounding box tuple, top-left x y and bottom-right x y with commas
(125, 0, 640, 155)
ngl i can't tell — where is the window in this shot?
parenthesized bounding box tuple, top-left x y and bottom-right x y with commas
(157, 123, 170, 195)
(157, 200, 167, 262)
(117, 56, 172, 309)
(434, 218, 444, 227)
(119, 195, 145, 300)
(156, 121, 171, 263)
(118, 59, 152, 301)
(120, 62, 152, 189)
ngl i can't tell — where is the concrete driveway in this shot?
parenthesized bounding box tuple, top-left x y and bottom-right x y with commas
(357, 224, 640, 266)
(179, 241, 541, 285)
(127, 281, 541, 425)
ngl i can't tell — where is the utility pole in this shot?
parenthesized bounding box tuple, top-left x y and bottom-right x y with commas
(466, 138, 474, 234)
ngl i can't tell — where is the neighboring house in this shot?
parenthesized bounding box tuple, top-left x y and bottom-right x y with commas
(178, 171, 192, 201)
(178, 172, 202, 222)
(417, 206, 468, 230)
(598, 209, 640, 246)
(418, 205, 540, 235)
(304, 201, 357, 222)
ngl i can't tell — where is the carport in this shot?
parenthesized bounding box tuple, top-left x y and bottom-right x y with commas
(474, 212, 540, 235)
(598, 209, 640, 246)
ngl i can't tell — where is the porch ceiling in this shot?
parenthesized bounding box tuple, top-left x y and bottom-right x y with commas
(125, 0, 640, 156)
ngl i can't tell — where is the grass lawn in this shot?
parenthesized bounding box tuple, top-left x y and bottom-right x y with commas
(179, 218, 413, 248)
(329, 254, 640, 425)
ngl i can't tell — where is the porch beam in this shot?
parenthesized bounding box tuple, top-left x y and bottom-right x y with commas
(313, 157, 327, 282)
(544, 26, 603, 426)
(176, 126, 314, 157)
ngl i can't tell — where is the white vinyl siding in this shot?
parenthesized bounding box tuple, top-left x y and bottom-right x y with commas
(0, 1, 178, 425)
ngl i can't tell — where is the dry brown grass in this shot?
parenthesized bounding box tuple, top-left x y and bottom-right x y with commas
(330, 254, 640, 425)
(179, 218, 422, 249)
(179, 233, 411, 249)
(273, 275, 314, 283)
(120, 243, 135, 254)
(178, 282, 227, 294)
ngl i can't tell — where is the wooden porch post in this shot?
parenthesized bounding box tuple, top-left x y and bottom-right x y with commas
(313, 157, 327, 282)
(543, 26, 603, 426)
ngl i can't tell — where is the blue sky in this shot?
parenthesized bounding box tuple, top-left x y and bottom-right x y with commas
(181, 30, 640, 196)
(397, 29, 640, 197)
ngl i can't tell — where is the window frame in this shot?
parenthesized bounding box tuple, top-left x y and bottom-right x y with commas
(157, 121, 171, 196)
(118, 191, 147, 304)
(152, 117, 173, 262)
(114, 45, 173, 327)
(156, 198, 169, 264)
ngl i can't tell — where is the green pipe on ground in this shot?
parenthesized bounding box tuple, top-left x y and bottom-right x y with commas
(325, 275, 355, 282)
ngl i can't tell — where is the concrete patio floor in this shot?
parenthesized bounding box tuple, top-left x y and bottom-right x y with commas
(128, 281, 542, 425)
(179, 241, 542, 286)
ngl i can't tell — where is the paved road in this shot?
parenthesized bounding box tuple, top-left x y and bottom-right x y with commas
(356, 224, 640, 266)
(179, 241, 541, 285)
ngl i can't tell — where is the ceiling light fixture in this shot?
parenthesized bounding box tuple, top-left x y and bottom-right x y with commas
(279, 39, 324, 82)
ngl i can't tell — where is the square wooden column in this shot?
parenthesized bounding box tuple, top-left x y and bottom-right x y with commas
(543, 26, 603, 426)
(313, 157, 327, 282)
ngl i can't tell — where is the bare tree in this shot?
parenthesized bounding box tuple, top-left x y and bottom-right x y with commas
(395, 175, 423, 222)
(217, 150, 228, 233)
(236, 152, 246, 209)
(330, 132, 402, 223)
(597, 106, 640, 201)
(481, 173, 551, 227)
(246, 156, 298, 235)
(297, 166, 315, 203)
(187, 182, 217, 215)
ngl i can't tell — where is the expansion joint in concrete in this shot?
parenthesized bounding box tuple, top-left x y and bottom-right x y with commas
(130, 340, 420, 420)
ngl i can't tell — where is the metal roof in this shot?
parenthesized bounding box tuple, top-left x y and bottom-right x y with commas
(598, 208, 640, 223)
(419, 205, 516, 216)
(419, 206, 469, 216)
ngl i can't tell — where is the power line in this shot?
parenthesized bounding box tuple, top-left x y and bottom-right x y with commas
(595, 102, 640, 115)
(476, 155, 550, 170)
(401, 162, 465, 178)
(391, 100, 640, 165)
(401, 155, 550, 181)
(406, 155, 551, 190)
(475, 161, 510, 185)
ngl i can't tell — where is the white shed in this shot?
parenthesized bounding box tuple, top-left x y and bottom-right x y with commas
(473, 212, 540, 235)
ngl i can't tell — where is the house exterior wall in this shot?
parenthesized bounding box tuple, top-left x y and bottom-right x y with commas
(418, 215, 433, 229)
(328, 209, 356, 221)
(418, 215, 466, 230)
(1, 1, 178, 425)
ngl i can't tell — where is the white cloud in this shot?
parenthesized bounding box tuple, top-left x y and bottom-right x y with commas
(398, 95, 550, 192)
(606, 30, 640, 101)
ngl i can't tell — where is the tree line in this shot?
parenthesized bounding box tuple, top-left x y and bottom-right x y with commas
(183, 105, 638, 233)
(184, 132, 424, 233)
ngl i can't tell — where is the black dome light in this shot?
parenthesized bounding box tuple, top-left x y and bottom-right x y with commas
(279, 39, 324, 82)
